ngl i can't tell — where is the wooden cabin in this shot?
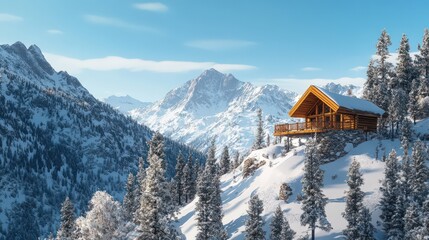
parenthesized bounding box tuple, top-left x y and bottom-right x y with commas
(274, 85, 385, 136)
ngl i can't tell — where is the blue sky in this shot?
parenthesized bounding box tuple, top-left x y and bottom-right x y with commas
(0, 0, 428, 102)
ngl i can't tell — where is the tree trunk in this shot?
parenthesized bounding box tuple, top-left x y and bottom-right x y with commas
(312, 227, 315, 240)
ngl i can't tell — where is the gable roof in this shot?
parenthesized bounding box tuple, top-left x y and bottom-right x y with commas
(289, 85, 385, 118)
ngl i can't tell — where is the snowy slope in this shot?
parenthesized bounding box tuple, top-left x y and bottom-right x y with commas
(129, 69, 298, 155)
(103, 95, 151, 114)
(176, 136, 426, 239)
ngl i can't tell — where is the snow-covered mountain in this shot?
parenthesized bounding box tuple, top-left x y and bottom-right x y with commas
(130, 69, 298, 155)
(0, 42, 204, 238)
(321, 82, 363, 98)
(103, 95, 151, 115)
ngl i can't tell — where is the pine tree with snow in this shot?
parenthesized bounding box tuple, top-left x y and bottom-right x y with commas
(137, 132, 176, 240)
(134, 156, 146, 224)
(415, 197, 429, 239)
(394, 34, 415, 95)
(183, 153, 196, 203)
(253, 108, 265, 150)
(388, 89, 407, 138)
(174, 151, 185, 205)
(380, 149, 400, 235)
(270, 205, 284, 240)
(75, 191, 124, 240)
(356, 207, 374, 240)
(401, 118, 413, 153)
(220, 145, 231, 175)
(266, 134, 271, 147)
(300, 138, 331, 240)
(408, 79, 420, 124)
(363, 59, 377, 103)
(196, 139, 227, 240)
(244, 194, 265, 240)
(123, 173, 136, 221)
(233, 151, 240, 169)
(389, 193, 406, 239)
(343, 159, 365, 239)
(404, 200, 421, 239)
(411, 141, 429, 206)
(374, 30, 394, 111)
(57, 197, 76, 240)
(416, 29, 429, 119)
(280, 215, 296, 240)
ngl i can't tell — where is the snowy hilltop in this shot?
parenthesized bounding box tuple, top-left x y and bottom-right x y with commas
(176, 120, 429, 239)
(126, 68, 298, 155)
(321, 82, 363, 98)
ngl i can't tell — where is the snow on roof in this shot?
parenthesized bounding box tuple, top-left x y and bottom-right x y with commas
(315, 85, 385, 116)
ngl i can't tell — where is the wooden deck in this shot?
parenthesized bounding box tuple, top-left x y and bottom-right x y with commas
(274, 120, 357, 136)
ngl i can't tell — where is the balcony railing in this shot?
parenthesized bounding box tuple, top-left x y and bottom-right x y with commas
(274, 120, 356, 135)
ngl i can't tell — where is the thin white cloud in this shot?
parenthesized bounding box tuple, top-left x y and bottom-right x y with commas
(350, 66, 366, 71)
(84, 14, 156, 32)
(185, 39, 256, 51)
(47, 29, 63, 35)
(301, 67, 321, 72)
(0, 13, 23, 22)
(44, 53, 256, 74)
(134, 2, 168, 12)
(256, 77, 366, 94)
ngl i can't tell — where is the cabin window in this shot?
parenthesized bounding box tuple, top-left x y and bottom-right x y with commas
(324, 105, 330, 113)
(335, 115, 341, 122)
(317, 104, 323, 115)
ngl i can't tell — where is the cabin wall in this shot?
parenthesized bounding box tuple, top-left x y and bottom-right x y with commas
(356, 115, 378, 131)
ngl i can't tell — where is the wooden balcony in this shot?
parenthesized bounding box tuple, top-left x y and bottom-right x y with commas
(274, 120, 357, 136)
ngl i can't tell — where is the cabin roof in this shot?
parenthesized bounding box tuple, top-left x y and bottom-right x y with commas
(289, 85, 385, 118)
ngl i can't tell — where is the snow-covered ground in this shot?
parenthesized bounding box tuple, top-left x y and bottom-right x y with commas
(176, 136, 422, 239)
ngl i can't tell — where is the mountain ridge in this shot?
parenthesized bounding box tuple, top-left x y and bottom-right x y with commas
(0, 42, 205, 238)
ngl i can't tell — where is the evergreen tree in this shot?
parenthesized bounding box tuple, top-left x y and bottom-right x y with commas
(183, 153, 196, 203)
(244, 194, 265, 240)
(404, 200, 421, 239)
(416, 29, 429, 119)
(280, 215, 296, 240)
(137, 132, 176, 240)
(300, 138, 331, 240)
(394, 34, 414, 95)
(363, 59, 377, 102)
(196, 139, 227, 240)
(253, 108, 265, 150)
(57, 197, 76, 240)
(389, 194, 406, 239)
(408, 79, 420, 124)
(343, 159, 365, 239)
(174, 151, 185, 205)
(270, 205, 283, 240)
(123, 173, 136, 221)
(220, 146, 231, 175)
(388, 89, 407, 138)
(356, 207, 374, 240)
(266, 134, 271, 147)
(75, 191, 124, 239)
(411, 141, 429, 206)
(380, 149, 400, 236)
(374, 30, 394, 111)
(416, 197, 429, 238)
(233, 151, 240, 169)
(134, 156, 146, 223)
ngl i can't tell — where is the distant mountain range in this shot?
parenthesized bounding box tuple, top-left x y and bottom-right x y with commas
(0, 42, 204, 238)
(106, 69, 362, 156)
(103, 95, 151, 114)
